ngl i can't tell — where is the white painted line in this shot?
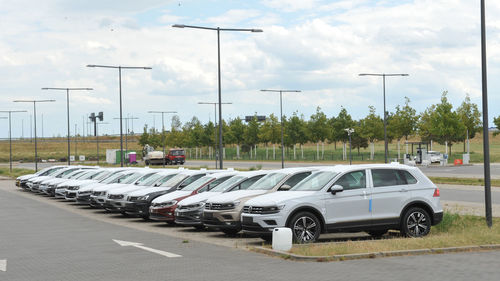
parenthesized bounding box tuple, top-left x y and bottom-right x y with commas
(0, 259, 6, 272)
(113, 239, 182, 258)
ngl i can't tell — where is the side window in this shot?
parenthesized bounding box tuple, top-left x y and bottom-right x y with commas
(208, 176, 231, 190)
(282, 172, 312, 188)
(180, 174, 205, 187)
(372, 169, 406, 187)
(400, 170, 417, 185)
(239, 175, 264, 190)
(334, 170, 366, 190)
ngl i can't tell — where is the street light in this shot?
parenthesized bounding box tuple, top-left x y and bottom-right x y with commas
(359, 73, 409, 163)
(344, 128, 355, 165)
(13, 99, 55, 171)
(260, 89, 301, 168)
(148, 111, 177, 167)
(198, 102, 232, 168)
(42, 87, 93, 165)
(0, 110, 27, 172)
(173, 24, 262, 169)
(87, 64, 152, 167)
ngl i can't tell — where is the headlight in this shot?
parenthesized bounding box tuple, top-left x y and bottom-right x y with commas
(165, 200, 177, 207)
(138, 195, 150, 201)
(194, 201, 206, 208)
(262, 204, 285, 214)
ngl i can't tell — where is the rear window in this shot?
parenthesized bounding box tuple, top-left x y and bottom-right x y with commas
(372, 169, 406, 187)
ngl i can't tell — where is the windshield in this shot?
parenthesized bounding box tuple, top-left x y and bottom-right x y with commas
(121, 173, 146, 184)
(181, 176, 214, 191)
(137, 173, 164, 186)
(246, 172, 287, 190)
(153, 174, 176, 186)
(100, 172, 127, 184)
(75, 170, 98, 180)
(210, 176, 244, 192)
(291, 171, 338, 191)
(170, 150, 184, 156)
(61, 170, 83, 179)
(159, 174, 188, 187)
(94, 170, 114, 181)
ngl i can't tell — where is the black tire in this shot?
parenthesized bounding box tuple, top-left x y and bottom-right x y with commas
(401, 207, 431, 237)
(287, 212, 321, 243)
(120, 211, 129, 217)
(367, 229, 388, 238)
(145, 160, 150, 165)
(141, 215, 151, 221)
(221, 228, 240, 236)
(166, 221, 176, 225)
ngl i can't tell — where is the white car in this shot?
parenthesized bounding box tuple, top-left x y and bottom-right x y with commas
(26, 166, 83, 192)
(63, 169, 121, 201)
(427, 151, 443, 163)
(242, 164, 443, 243)
(175, 170, 271, 228)
(39, 167, 95, 195)
(51, 168, 98, 198)
(83, 169, 135, 207)
(16, 165, 66, 188)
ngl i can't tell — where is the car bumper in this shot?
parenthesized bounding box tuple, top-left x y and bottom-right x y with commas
(175, 208, 204, 226)
(432, 211, 444, 225)
(76, 194, 91, 204)
(65, 191, 78, 201)
(241, 213, 284, 235)
(90, 196, 106, 207)
(202, 210, 241, 229)
(149, 206, 177, 222)
(124, 201, 149, 216)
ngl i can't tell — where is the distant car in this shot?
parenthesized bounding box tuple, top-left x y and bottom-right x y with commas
(242, 164, 443, 243)
(427, 151, 442, 163)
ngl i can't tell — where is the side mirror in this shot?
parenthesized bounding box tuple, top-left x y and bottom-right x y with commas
(279, 184, 292, 191)
(330, 185, 344, 195)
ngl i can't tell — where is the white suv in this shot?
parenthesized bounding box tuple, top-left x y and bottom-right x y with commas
(242, 164, 443, 243)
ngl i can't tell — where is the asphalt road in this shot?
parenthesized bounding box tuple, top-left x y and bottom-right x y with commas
(9, 160, 500, 179)
(1, 180, 500, 281)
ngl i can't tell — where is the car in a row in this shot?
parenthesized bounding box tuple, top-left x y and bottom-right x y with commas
(16, 163, 443, 243)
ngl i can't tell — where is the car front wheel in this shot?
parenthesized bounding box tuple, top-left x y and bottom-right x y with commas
(401, 207, 431, 237)
(288, 212, 321, 243)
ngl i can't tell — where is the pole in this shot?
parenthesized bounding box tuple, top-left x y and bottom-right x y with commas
(119, 66, 124, 167)
(162, 112, 165, 167)
(280, 91, 284, 168)
(480, 0, 492, 227)
(9, 112, 12, 172)
(383, 74, 388, 163)
(217, 28, 223, 169)
(66, 89, 71, 165)
(126, 116, 128, 166)
(75, 124, 78, 160)
(349, 133, 352, 165)
(96, 121, 99, 165)
(34, 103, 37, 171)
(214, 103, 217, 168)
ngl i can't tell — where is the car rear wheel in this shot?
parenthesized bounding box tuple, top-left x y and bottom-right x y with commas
(288, 212, 321, 243)
(401, 207, 431, 237)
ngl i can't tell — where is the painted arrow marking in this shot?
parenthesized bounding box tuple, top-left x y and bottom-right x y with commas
(0, 259, 6, 272)
(113, 240, 182, 258)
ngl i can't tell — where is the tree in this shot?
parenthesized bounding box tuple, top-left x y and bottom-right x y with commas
(226, 117, 246, 159)
(259, 114, 281, 159)
(456, 94, 481, 152)
(308, 107, 329, 159)
(494, 116, 500, 136)
(359, 106, 384, 160)
(388, 97, 418, 159)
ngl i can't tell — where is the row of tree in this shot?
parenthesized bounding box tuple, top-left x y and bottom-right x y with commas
(139, 91, 483, 157)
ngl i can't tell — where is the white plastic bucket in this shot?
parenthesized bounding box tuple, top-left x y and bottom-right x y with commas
(272, 227, 292, 251)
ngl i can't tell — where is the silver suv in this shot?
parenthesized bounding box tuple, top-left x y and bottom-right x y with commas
(242, 164, 443, 243)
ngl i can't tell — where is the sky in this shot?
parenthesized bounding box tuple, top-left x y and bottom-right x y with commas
(1, 0, 500, 138)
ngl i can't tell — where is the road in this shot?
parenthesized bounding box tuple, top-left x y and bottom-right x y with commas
(8, 160, 500, 179)
(0, 180, 499, 281)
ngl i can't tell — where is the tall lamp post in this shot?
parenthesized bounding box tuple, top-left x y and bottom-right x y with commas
(198, 102, 232, 168)
(113, 116, 138, 165)
(260, 89, 301, 168)
(148, 111, 177, 167)
(42, 87, 93, 165)
(13, 99, 55, 171)
(344, 128, 355, 165)
(173, 24, 262, 169)
(0, 110, 27, 172)
(359, 73, 408, 163)
(87, 64, 152, 167)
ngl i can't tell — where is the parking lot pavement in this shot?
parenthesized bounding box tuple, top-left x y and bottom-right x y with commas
(1, 180, 500, 281)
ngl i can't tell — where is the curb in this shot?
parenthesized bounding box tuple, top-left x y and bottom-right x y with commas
(251, 244, 500, 262)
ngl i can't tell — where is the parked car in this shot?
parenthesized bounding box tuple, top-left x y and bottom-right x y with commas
(63, 169, 118, 200)
(123, 169, 208, 219)
(203, 167, 315, 235)
(149, 171, 237, 224)
(52, 168, 98, 198)
(166, 148, 185, 165)
(175, 170, 270, 228)
(242, 164, 443, 243)
(32, 166, 93, 193)
(427, 151, 443, 163)
(16, 165, 66, 188)
(74, 168, 130, 204)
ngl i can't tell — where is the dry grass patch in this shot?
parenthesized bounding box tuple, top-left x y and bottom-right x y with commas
(289, 213, 500, 256)
(429, 177, 500, 187)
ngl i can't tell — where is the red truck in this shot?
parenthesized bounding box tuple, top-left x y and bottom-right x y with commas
(166, 149, 185, 165)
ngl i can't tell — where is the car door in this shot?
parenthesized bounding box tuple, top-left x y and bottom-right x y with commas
(370, 169, 411, 225)
(323, 170, 371, 230)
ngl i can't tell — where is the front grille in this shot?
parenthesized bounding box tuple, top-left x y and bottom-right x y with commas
(92, 191, 103, 196)
(243, 206, 277, 214)
(67, 186, 79, 191)
(66, 193, 76, 198)
(108, 194, 124, 200)
(207, 203, 235, 210)
(128, 196, 140, 201)
(178, 204, 200, 210)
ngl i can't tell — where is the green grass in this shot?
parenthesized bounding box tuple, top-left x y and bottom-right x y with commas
(428, 177, 500, 187)
(0, 167, 37, 179)
(287, 213, 500, 256)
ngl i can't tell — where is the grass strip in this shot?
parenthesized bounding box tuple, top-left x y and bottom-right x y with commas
(428, 176, 500, 187)
(0, 168, 36, 179)
(288, 213, 500, 256)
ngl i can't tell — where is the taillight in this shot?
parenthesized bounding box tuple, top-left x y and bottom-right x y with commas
(433, 187, 440, 197)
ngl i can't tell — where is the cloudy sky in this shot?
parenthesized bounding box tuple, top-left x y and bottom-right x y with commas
(1, 0, 499, 138)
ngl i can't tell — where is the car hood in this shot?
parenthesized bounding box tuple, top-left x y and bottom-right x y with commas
(92, 183, 126, 192)
(206, 190, 267, 204)
(245, 191, 316, 206)
(127, 186, 171, 197)
(108, 184, 146, 196)
(19, 174, 37, 180)
(81, 182, 106, 192)
(152, 190, 191, 203)
(178, 192, 222, 206)
(31, 176, 52, 183)
(43, 178, 68, 185)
